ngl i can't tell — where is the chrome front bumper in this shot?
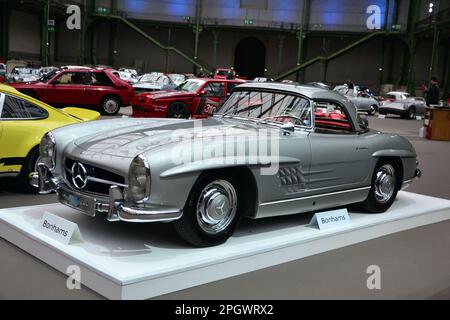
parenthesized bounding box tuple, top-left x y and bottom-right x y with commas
(37, 163, 182, 223)
(401, 168, 422, 190)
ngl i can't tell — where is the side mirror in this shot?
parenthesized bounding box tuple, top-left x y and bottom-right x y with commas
(360, 115, 369, 127)
(281, 122, 295, 136)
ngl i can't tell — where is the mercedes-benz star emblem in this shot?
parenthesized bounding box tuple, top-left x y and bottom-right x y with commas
(215, 200, 226, 216)
(71, 162, 88, 189)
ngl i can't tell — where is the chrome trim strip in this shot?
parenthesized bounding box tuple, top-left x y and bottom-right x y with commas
(0, 171, 19, 177)
(260, 186, 371, 207)
(117, 206, 182, 223)
(0, 93, 5, 115)
(87, 176, 128, 187)
(401, 180, 412, 191)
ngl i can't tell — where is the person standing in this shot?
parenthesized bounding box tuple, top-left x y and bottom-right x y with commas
(345, 80, 357, 97)
(196, 68, 205, 78)
(423, 77, 440, 106)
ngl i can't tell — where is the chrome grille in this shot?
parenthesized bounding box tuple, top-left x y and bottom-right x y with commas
(65, 158, 126, 195)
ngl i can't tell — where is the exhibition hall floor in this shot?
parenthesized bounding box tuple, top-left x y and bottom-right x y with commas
(0, 113, 449, 299)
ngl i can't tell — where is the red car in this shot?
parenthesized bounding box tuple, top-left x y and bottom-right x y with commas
(213, 68, 236, 80)
(10, 68, 135, 115)
(132, 78, 245, 118)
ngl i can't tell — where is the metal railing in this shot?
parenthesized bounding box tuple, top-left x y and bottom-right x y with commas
(91, 13, 214, 74)
(415, 8, 450, 32)
(275, 31, 389, 81)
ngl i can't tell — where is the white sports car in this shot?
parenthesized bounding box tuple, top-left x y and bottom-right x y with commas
(379, 91, 427, 119)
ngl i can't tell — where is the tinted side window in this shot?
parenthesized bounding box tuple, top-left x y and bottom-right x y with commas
(226, 82, 237, 95)
(53, 72, 87, 85)
(1, 95, 49, 119)
(89, 72, 113, 86)
(314, 102, 352, 134)
(205, 82, 225, 96)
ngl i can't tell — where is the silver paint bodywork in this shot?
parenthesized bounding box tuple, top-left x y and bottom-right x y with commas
(380, 91, 427, 116)
(43, 83, 419, 222)
(334, 85, 380, 113)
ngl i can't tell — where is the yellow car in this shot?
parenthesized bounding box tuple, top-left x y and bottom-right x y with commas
(0, 84, 100, 190)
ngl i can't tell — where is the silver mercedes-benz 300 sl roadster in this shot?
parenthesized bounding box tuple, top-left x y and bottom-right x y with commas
(37, 82, 421, 247)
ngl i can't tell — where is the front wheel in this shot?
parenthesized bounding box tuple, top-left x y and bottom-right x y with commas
(173, 173, 241, 247)
(101, 95, 121, 115)
(167, 102, 190, 119)
(358, 161, 400, 213)
(402, 106, 416, 120)
(19, 147, 40, 192)
(368, 105, 378, 116)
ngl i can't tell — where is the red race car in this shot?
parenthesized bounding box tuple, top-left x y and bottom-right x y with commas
(214, 68, 236, 80)
(10, 68, 135, 115)
(132, 78, 246, 118)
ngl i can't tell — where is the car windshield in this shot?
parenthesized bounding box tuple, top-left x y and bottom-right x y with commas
(168, 74, 186, 86)
(216, 90, 312, 126)
(156, 76, 171, 85)
(39, 69, 60, 82)
(177, 79, 204, 93)
(216, 70, 228, 76)
(386, 94, 396, 100)
(139, 73, 162, 82)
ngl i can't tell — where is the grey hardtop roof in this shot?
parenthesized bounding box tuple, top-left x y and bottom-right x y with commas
(233, 81, 360, 130)
(234, 82, 343, 100)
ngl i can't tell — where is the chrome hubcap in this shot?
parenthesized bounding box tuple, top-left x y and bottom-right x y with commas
(374, 164, 396, 203)
(105, 100, 118, 113)
(196, 180, 237, 234)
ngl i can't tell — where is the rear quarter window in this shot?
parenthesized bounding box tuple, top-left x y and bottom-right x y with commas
(1, 94, 49, 119)
(89, 72, 113, 86)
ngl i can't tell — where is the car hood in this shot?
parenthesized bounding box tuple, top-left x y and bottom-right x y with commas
(73, 117, 285, 158)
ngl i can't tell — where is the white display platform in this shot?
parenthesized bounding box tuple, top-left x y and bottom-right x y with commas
(1, 191, 450, 300)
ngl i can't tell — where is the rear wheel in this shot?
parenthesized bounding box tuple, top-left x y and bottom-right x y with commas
(167, 102, 190, 119)
(174, 173, 241, 247)
(19, 147, 40, 192)
(101, 95, 121, 115)
(359, 160, 400, 213)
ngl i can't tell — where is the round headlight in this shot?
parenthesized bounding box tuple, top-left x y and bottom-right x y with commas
(127, 155, 150, 202)
(39, 132, 56, 169)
